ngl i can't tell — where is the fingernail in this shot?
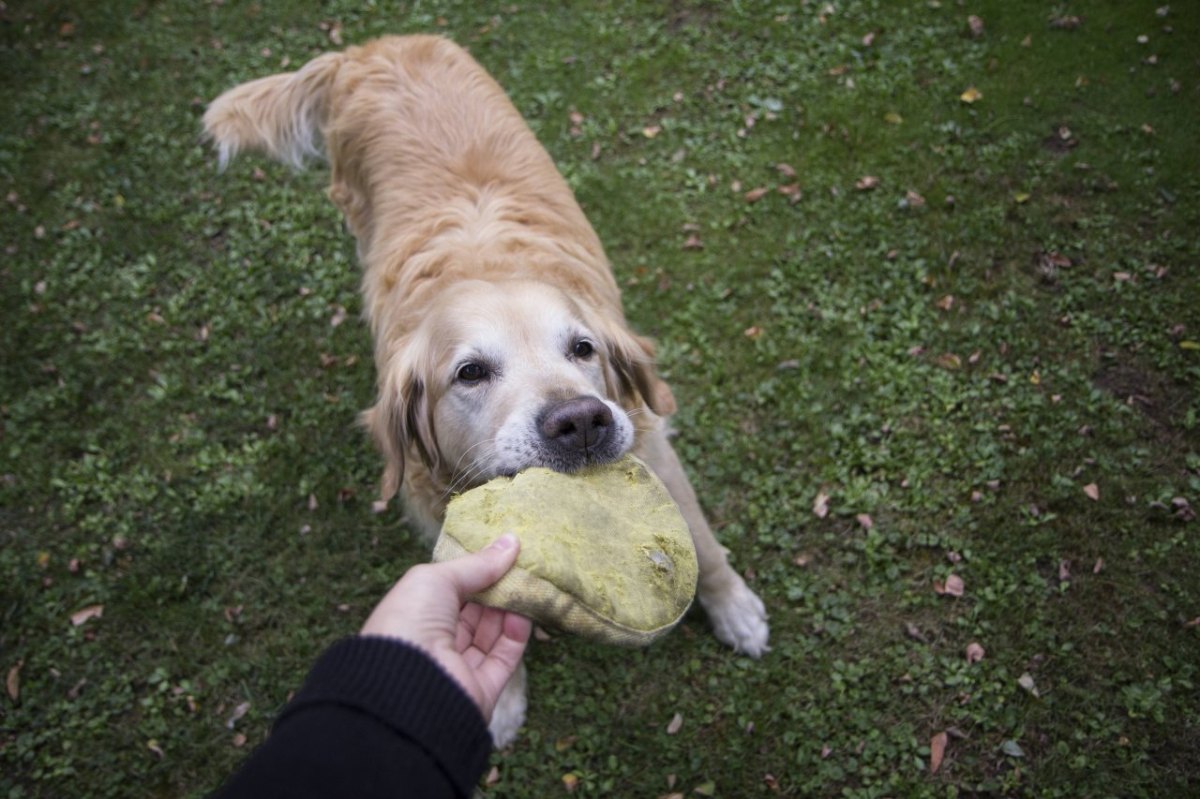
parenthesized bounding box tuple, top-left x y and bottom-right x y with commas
(491, 532, 518, 551)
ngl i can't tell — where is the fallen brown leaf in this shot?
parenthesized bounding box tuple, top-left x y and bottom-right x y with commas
(856, 513, 874, 530)
(960, 86, 983, 104)
(226, 701, 251, 729)
(855, 175, 880, 191)
(905, 622, 929, 644)
(936, 353, 962, 370)
(935, 574, 965, 597)
(813, 491, 831, 519)
(744, 186, 770, 203)
(6, 660, 21, 702)
(70, 604, 103, 627)
(1050, 15, 1082, 30)
(776, 163, 796, 179)
(327, 21, 344, 45)
(930, 731, 949, 774)
(667, 712, 683, 735)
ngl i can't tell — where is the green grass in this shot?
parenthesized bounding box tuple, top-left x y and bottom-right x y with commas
(3, 1, 1199, 797)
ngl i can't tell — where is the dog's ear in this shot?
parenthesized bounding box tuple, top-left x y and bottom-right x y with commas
(362, 364, 439, 500)
(203, 50, 344, 171)
(599, 319, 677, 418)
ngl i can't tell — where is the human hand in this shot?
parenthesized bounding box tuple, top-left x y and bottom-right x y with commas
(360, 533, 532, 721)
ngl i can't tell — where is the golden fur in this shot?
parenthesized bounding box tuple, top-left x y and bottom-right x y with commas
(205, 34, 768, 747)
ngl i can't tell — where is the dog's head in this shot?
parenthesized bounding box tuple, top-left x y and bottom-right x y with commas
(364, 279, 675, 501)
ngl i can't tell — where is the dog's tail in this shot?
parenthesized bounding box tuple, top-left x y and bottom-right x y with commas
(203, 51, 344, 171)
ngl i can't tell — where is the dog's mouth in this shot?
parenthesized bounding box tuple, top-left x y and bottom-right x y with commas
(494, 447, 625, 480)
(482, 396, 635, 483)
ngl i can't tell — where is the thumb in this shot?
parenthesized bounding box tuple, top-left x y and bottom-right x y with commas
(438, 533, 521, 599)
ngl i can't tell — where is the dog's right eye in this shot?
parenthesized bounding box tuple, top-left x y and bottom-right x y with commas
(456, 362, 489, 384)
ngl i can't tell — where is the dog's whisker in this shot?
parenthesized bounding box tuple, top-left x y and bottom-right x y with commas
(441, 440, 500, 501)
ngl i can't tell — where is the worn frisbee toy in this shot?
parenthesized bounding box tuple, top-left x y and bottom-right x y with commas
(432, 456, 698, 646)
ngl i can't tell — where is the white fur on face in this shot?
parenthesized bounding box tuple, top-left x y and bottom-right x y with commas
(427, 281, 634, 489)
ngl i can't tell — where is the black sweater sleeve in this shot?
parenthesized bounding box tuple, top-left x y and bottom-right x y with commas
(213, 636, 493, 799)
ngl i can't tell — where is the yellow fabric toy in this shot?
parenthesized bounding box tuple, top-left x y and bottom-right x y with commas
(433, 456, 698, 646)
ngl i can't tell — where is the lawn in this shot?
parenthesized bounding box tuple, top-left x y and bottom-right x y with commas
(2, 1, 1198, 797)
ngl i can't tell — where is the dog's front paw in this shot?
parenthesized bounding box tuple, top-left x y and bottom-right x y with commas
(488, 664, 527, 749)
(699, 575, 770, 657)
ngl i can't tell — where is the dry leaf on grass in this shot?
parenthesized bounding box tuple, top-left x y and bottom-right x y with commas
(6, 660, 22, 702)
(225, 701, 251, 729)
(930, 731, 949, 774)
(966, 642, 986, 664)
(1083, 483, 1100, 501)
(70, 604, 103, 627)
(936, 353, 962, 370)
(666, 712, 683, 735)
(934, 574, 965, 597)
(1018, 673, 1039, 696)
(813, 491, 830, 518)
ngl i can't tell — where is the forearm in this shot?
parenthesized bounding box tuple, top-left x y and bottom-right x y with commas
(213, 636, 493, 799)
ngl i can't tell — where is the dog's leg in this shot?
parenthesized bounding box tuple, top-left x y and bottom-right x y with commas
(637, 426, 770, 657)
(488, 661, 527, 748)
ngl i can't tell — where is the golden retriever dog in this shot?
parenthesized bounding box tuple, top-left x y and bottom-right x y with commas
(204, 34, 768, 746)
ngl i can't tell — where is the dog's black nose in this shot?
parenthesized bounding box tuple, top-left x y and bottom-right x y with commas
(539, 396, 614, 454)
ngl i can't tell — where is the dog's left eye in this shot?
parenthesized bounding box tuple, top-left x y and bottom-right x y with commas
(456, 362, 489, 383)
(571, 339, 595, 359)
